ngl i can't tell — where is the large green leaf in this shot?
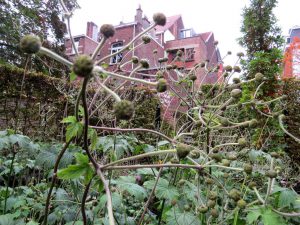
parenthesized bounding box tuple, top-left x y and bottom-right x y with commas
(261, 208, 287, 225)
(112, 176, 147, 201)
(144, 178, 179, 200)
(278, 189, 297, 208)
(57, 164, 87, 179)
(0, 214, 15, 225)
(246, 207, 261, 224)
(165, 208, 200, 225)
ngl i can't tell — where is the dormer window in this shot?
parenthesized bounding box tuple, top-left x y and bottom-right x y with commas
(110, 41, 123, 64)
(179, 29, 195, 39)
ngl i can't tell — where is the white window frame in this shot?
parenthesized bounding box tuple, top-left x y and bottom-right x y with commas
(110, 42, 123, 64)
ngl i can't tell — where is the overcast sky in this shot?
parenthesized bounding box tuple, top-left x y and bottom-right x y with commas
(70, 0, 299, 65)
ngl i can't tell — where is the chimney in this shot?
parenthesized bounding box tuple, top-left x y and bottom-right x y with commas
(86, 22, 98, 41)
(135, 4, 143, 23)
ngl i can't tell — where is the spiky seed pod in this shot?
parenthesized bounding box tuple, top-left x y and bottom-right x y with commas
(153, 12, 166, 26)
(208, 191, 218, 200)
(140, 59, 149, 68)
(176, 50, 183, 57)
(233, 66, 241, 73)
(20, 35, 42, 54)
(227, 153, 237, 161)
(237, 52, 244, 57)
(113, 100, 134, 120)
(220, 117, 229, 126)
(230, 89, 242, 99)
(131, 56, 139, 64)
(270, 152, 280, 159)
(72, 55, 94, 78)
(189, 74, 197, 81)
(229, 189, 241, 201)
(214, 40, 219, 45)
(249, 119, 259, 128)
(222, 159, 231, 167)
(156, 70, 164, 79)
(176, 143, 191, 159)
(178, 179, 186, 186)
(100, 24, 115, 38)
(223, 72, 229, 78)
(207, 200, 216, 208)
(172, 64, 178, 69)
(158, 57, 168, 63)
(153, 49, 158, 54)
(237, 199, 247, 209)
(255, 72, 264, 81)
(200, 62, 206, 68)
(190, 150, 200, 159)
(227, 51, 232, 55)
(197, 206, 208, 213)
(265, 170, 277, 178)
(156, 78, 167, 93)
(238, 137, 247, 147)
(170, 157, 179, 164)
(233, 77, 241, 84)
(142, 35, 151, 44)
(249, 181, 257, 189)
(205, 178, 214, 185)
(224, 65, 233, 72)
(210, 208, 218, 218)
(166, 64, 173, 70)
(243, 163, 253, 174)
(210, 153, 222, 162)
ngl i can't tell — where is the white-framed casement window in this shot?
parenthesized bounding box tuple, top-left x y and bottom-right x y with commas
(185, 48, 195, 61)
(110, 42, 123, 64)
(72, 38, 80, 54)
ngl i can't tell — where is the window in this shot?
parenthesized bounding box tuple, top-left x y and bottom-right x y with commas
(179, 29, 194, 39)
(287, 37, 291, 44)
(110, 42, 123, 64)
(185, 48, 195, 61)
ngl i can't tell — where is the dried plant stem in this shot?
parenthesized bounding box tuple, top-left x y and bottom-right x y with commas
(279, 114, 300, 143)
(39, 47, 73, 67)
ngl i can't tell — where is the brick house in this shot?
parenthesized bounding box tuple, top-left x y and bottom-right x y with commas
(283, 26, 300, 79)
(65, 6, 222, 124)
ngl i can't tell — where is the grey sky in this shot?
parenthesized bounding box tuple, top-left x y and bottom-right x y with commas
(70, 0, 299, 65)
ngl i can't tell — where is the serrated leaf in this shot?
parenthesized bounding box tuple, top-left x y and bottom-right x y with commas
(26, 220, 39, 225)
(261, 208, 287, 225)
(75, 153, 89, 165)
(62, 116, 77, 124)
(278, 189, 297, 208)
(88, 128, 98, 150)
(166, 208, 200, 225)
(144, 178, 179, 200)
(112, 176, 147, 201)
(246, 208, 261, 224)
(0, 214, 15, 225)
(66, 122, 83, 142)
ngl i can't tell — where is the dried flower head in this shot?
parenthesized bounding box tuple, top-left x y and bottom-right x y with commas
(140, 59, 149, 68)
(113, 100, 134, 120)
(100, 24, 115, 38)
(72, 55, 94, 78)
(153, 12, 167, 26)
(142, 35, 151, 44)
(156, 78, 167, 92)
(20, 35, 41, 54)
(131, 56, 139, 64)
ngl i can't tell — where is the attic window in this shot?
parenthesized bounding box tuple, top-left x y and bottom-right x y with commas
(110, 41, 123, 64)
(185, 48, 195, 61)
(180, 29, 194, 39)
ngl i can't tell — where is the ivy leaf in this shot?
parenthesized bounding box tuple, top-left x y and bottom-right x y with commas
(261, 208, 287, 225)
(112, 176, 147, 201)
(166, 208, 200, 225)
(278, 189, 297, 208)
(144, 178, 179, 200)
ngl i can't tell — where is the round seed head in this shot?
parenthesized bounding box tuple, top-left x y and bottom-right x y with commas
(140, 59, 149, 68)
(237, 199, 247, 209)
(72, 55, 94, 78)
(200, 62, 206, 68)
(249, 119, 258, 128)
(237, 52, 244, 57)
(156, 70, 164, 79)
(189, 74, 197, 81)
(210, 208, 218, 217)
(249, 181, 257, 189)
(233, 77, 241, 84)
(243, 163, 253, 174)
(229, 189, 241, 201)
(176, 50, 183, 57)
(153, 12, 167, 26)
(131, 56, 139, 64)
(166, 64, 173, 70)
(197, 206, 208, 213)
(20, 35, 41, 54)
(207, 200, 216, 208)
(100, 24, 115, 38)
(113, 100, 134, 120)
(265, 170, 277, 178)
(233, 66, 241, 73)
(142, 35, 151, 44)
(153, 49, 158, 54)
(156, 78, 168, 92)
(230, 89, 242, 99)
(176, 143, 191, 159)
(255, 72, 264, 81)
(238, 137, 247, 147)
(224, 65, 233, 72)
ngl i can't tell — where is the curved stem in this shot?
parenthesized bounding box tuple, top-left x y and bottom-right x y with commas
(81, 178, 93, 225)
(279, 114, 300, 143)
(39, 47, 73, 67)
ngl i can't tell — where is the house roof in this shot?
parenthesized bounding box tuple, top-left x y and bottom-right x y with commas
(200, 32, 213, 42)
(155, 15, 182, 34)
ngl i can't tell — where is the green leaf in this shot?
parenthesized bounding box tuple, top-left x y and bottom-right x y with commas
(157, 140, 170, 147)
(166, 208, 200, 225)
(0, 214, 15, 225)
(88, 128, 98, 150)
(261, 208, 287, 225)
(99, 192, 123, 210)
(112, 176, 147, 201)
(69, 71, 76, 82)
(57, 164, 87, 179)
(278, 189, 297, 208)
(62, 116, 77, 124)
(144, 178, 179, 200)
(75, 153, 89, 165)
(66, 122, 83, 142)
(26, 221, 39, 225)
(246, 207, 261, 224)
